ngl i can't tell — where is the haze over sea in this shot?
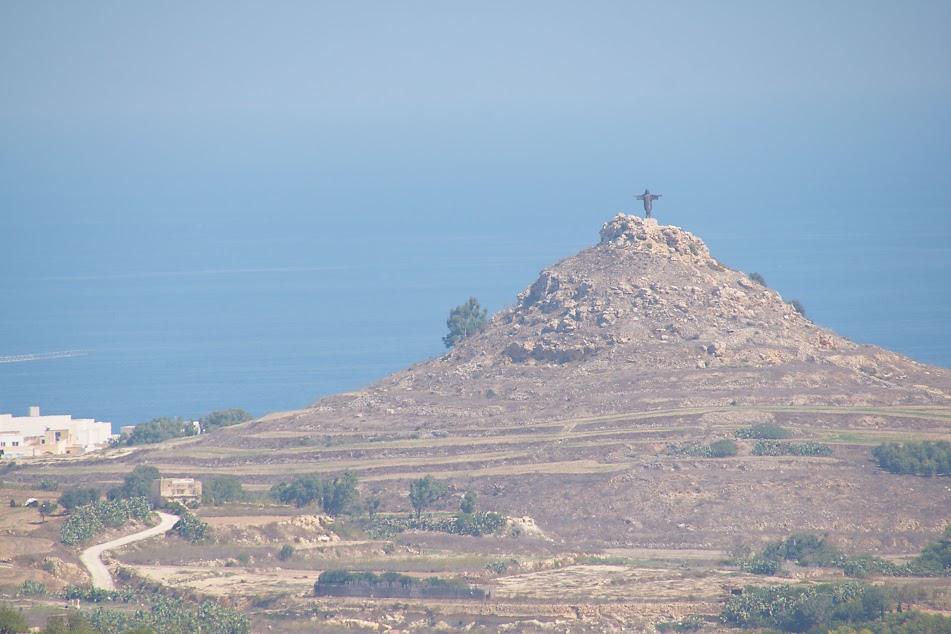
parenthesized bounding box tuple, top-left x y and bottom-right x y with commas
(2, 3, 950, 429)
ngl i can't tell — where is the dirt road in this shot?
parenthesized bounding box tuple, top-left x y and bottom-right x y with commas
(80, 511, 179, 590)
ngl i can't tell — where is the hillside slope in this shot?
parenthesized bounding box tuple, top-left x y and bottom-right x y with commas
(120, 215, 951, 549)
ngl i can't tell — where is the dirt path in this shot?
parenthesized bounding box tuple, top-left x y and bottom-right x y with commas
(80, 511, 179, 590)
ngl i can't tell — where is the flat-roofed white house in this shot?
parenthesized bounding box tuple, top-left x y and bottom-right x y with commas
(0, 407, 117, 458)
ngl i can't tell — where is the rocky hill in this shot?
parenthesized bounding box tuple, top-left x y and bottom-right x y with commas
(286, 214, 950, 432)
(121, 214, 951, 551)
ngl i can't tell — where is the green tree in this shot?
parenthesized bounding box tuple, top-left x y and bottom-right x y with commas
(409, 475, 449, 519)
(108, 465, 161, 501)
(40, 610, 97, 634)
(270, 473, 323, 508)
(442, 297, 488, 348)
(38, 500, 58, 523)
(460, 491, 477, 515)
(322, 472, 359, 517)
(125, 417, 197, 446)
(202, 476, 245, 506)
(748, 272, 767, 286)
(200, 408, 253, 432)
(59, 487, 100, 513)
(278, 544, 295, 561)
(0, 603, 28, 633)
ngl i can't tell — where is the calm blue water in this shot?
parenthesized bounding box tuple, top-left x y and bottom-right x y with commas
(1, 210, 949, 430)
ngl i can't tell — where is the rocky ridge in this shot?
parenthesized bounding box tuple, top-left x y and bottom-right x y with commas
(285, 214, 949, 432)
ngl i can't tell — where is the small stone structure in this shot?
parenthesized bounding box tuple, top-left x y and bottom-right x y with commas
(151, 478, 202, 505)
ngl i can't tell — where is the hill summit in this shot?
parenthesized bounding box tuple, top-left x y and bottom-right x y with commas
(305, 214, 949, 430)
(153, 214, 951, 553)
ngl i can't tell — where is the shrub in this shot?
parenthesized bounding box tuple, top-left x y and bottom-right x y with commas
(270, 471, 360, 516)
(59, 487, 101, 513)
(0, 603, 28, 633)
(108, 465, 161, 500)
(409, 475, 450, 519)
(202, 477, 245, 506)
(872, 441, 951, 476)
(748, 272, 767, 286)
(708, 439, 738, 457)
(38, 479, 59, 491)
(736, 423, 790, 439)
(460, 491, 477, 515)
(18, 580, 48, 596)
(170, 504, 208, 542)
(200, 408, 253, 432)
(722, 582, 883, 631)
(60, 497, 153, 546)
(125, 417, 197, 446)
(442, 297, 488, 348)
(787, 299, 806, 316)
(911, 524, 951, 575)
(665, 440, 737, 458)
(278, 544, 295, 561)
(752, 441, 833, 457)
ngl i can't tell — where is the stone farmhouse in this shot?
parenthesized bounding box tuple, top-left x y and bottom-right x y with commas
(151, 477, 203, 505)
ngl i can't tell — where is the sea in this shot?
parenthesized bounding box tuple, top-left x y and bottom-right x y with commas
(1, 211, 950, 431)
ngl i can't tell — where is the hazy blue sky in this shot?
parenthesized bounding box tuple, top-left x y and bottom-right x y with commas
(3, 2, 949, 232)
(1, 3, 950, 422)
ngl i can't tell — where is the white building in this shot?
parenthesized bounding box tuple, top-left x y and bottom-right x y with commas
(0, 406, 117, 458)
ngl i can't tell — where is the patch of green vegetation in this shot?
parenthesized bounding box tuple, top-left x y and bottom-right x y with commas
(872, 440, 951, 476)
(665, 439, 738, 458)
(735, 423, 790, 440)
(722, 582, 951, 633)
(168, 503, 208, 542)
(269, 471, 359, 516)
(734, 527, 951, 579)
(442, 297, 488, 349)
(363, 511, 506, 539)
(60, 497, 153, 546)
(199, 408, 253, 432)
(201, 476, 247, 506)
(752, 441, 833, 457)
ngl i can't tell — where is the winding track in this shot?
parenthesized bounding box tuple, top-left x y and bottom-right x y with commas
(79, 511, 179, 590)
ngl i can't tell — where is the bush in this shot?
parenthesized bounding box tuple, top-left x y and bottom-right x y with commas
(108, 465, 161, 500)
(18, 580, 48, 596)
(202, 477, 245, 506)
(270, 471, 359, 516)
(200, 408, 253, 432)
(722, 582, 884, 631)
(59, 488, 101, 513)
(442, 297, 488, 348)
(872, 441, 951, 476)
(752, 441, 833, 457)
(364, 511, 505, 538)
(38, 479, 60, 491)
(0, 604, 28, 633)
(60, 497, 153, 546)
(666, 439, 737, 458)
(409, 475, 450, 519)
(708, 439, 738, 457)
(170, 504, 208, 542)
(278, 544, 295, 561)
(911, 524, 951, 575)
(787, 299, 806, 316)
(736, 423, 790, 439)
(748, 272, 767, 286)
(125, 417, 197, 446)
